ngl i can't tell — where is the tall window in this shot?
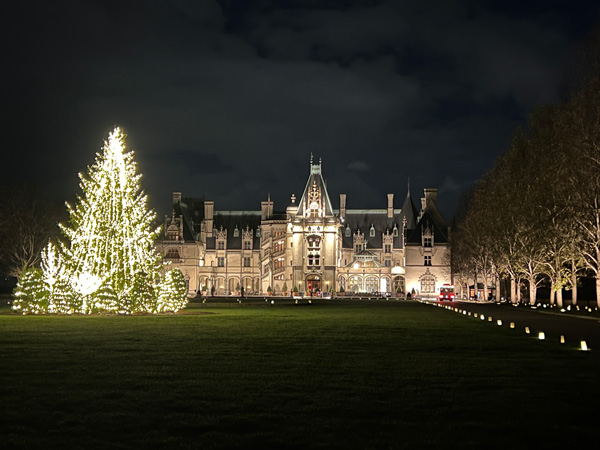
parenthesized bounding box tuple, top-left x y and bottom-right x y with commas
(217, 257, 225, 267)
(218, 241, 225, 250)
(243, 240, 252, 250)
(243, 257, 251, 267)
(384, 259, 391, 267)
(384, 244, 391, 253)
(424, 255, 432, 266)
(355, 245, 362, 253)
(424, 237, 432, 247)
(421, 275, 435, 293)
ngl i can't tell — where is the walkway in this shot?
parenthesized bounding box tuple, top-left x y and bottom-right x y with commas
(433, 300, 600, 351)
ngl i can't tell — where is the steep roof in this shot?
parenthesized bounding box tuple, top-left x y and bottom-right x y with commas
(172, 197, 205, 241)
(406, 202, 449, 245)
(206, 212, 262, 250)
(295, 160, 335, 217)
(341, 211, 402, 249)
(400, 191, 418, 230)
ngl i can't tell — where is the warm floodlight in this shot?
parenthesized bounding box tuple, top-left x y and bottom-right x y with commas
(538, 332, 545, 340)
(580, 341, 589, 351)
(497, 320, 502, 326)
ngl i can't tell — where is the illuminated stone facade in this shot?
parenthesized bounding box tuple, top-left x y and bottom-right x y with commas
(156, 159, 451, 297)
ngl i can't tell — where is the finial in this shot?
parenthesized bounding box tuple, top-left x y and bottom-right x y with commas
(407, 177, 411, 194)
(310, 153, 313, 165)
(319, 156, 322, 165)
(291, 193, 296, 204)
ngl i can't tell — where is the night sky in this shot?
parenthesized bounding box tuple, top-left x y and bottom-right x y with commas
(4, 0, 599, 221)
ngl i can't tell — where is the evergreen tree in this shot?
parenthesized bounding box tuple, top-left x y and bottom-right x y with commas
(156, 269, 188, 312)
(12, 127, 188, 314)
(60, 127, 162, 308)
(13, 267, 48, 314)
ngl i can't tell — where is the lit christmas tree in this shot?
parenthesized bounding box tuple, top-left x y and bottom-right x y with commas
(156, 269, 188, 312)
(13, 127, 188, 314)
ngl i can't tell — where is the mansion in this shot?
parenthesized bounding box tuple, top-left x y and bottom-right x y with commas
(156, 158, 451, 297)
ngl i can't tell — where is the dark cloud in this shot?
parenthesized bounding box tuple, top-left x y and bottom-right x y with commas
(2, 0, 599, 221)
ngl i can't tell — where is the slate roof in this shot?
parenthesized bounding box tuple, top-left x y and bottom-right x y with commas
(338, 190, 419, 250)
(405, 205, 449, 245)
(341, 211, 402, 249)
(206, 212, 262, 250)
(296, 162, 335, 217)
(172, 197, 205, 241)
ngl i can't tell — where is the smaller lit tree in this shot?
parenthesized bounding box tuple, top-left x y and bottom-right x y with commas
(157, 269, 188, 312)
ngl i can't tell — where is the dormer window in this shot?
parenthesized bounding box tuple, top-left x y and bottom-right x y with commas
(256, 226, 261, 238)
(217, 240, 225, 250)
(233, 225, 239, 238)
(345, 225, 351, 237)
(424, 237, 432, 247)
(393, 224, 398, 237)
(166, 224, 179, 241)
(369, 224, 375, 237)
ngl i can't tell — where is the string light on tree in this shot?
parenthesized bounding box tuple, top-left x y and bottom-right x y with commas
(13, 127, 188, 314)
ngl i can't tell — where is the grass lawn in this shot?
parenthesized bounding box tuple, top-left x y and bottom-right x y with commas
(1, 299, 598, 449)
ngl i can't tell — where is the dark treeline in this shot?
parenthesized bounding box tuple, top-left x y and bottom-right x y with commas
(452, 26, 600, 307)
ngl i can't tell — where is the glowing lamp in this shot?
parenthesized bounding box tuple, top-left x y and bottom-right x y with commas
(538, 332, 545, 340)
(488, 316, 492, 322)
(497, 320, 502, 326)
(510, 322, 515, 329)
(580, 341, 589, 351)
(560, 335, 565, 344)
(480, 315, 485, 321)
(525, 327, 530, 334)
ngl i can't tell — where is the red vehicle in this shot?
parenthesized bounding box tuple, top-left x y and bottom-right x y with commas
(438, 285, 455, 301)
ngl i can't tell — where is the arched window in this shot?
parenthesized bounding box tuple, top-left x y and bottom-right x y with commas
(365, 276, 378, 293)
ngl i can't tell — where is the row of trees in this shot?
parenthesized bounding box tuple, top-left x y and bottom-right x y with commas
(12, 128, 188, 314)
(452, 28, 600, 307)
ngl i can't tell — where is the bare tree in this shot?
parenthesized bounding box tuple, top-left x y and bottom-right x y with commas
(0, 185, 62, 277)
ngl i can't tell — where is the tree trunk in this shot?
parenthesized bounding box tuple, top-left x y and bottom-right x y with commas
(550, 280, 556, 305)
(510, 276, 517, 304)
(596, 275, 600, 309)
(571, 259, 578, 305)
(495, 276, 501, 302)
(556, 288, 563, 308)
(529, 277, 536, 305)
(517, 278, 522, 303)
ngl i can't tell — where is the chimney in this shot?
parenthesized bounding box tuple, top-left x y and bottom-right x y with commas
(387, 193, 394, 218)
(172, 191, 182, 205)
(424, 188, 438, 208)
(261, 199, 273, 220)
(204, 201, 214, 238)
(340, 194, 346, 220)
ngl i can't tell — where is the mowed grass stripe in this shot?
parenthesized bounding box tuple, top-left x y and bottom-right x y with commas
(1, 300, 598, 450)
